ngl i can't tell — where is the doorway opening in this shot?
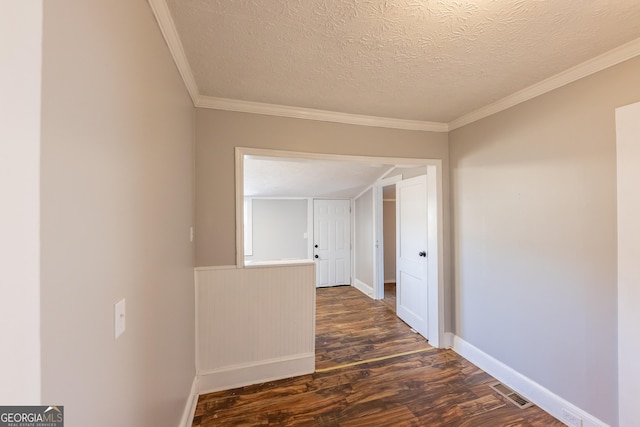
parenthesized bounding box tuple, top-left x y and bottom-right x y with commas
(235, 147, 445, 348)
(380, 183, 397, 313)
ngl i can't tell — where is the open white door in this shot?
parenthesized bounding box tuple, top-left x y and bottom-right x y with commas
(314, 199, 351, 287)
(396, 175, 429, 338)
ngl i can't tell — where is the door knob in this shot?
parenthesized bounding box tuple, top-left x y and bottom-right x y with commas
(314, 255, 319, 259)
(314, 244, 318, 248)
(419, 251, 427, 257)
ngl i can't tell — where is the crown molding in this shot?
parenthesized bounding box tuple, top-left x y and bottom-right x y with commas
(147, 0, 199, 105)
(449, 37, 640, 131)
(148, 0, 639, 134)
(196, 96, 449, 132)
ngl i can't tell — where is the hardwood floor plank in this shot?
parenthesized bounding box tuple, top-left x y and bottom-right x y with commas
(193, 285, 564, 426)
(315, 286, 431, 371)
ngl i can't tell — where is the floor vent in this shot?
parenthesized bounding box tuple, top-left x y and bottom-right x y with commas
(489, 382, 534, 409)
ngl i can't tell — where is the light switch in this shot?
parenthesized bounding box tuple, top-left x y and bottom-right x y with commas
(115, 298, 126, 340)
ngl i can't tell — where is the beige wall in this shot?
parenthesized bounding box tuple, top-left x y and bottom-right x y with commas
(0, 0, 42, 404)
(450, 56, 640, 425)
(40, 0, 195, 426)
(383, 200, 396, 282)
(195, 108, 450, 269)
(355, 188, 374, 287)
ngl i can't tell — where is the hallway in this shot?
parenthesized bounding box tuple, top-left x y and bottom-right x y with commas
(192, 286, 563, 426)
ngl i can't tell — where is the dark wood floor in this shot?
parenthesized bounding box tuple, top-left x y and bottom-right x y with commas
(381, 282, 396, 313)
(193, 286, 563, 426)
(316, 284, 428, 371)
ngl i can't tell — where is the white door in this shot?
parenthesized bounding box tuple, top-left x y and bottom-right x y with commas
(396, 175, 429, 337)
(314, 199, 351, 287)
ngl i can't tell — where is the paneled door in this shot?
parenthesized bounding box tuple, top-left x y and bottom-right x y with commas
(396, 175, 429, 337)
(314, 199, 351, 287)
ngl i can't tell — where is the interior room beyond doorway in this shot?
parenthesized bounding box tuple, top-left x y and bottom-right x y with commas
(236, 147, 446, 348)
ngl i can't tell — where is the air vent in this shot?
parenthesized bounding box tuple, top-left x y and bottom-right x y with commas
(489, 382, 534, 409)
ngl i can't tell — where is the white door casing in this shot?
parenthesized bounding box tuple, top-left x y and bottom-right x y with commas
(314, 199, 351, 287)
(374, 175, 402, 300)
(396, 175, 429, 338)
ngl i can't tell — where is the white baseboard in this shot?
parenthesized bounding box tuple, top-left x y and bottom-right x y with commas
(451, 335, 608, 427)
(179, 376, 199, 427)
(353, 279, 374, 298)
(384, 279, 395, 284)
(197, 353, 315, 395)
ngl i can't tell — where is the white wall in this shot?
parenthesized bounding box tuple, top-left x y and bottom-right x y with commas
(39, 0, 195, 426)
(246, 199, 308, 262)
(355, 189, 374, 290)
(450, 56, 640, 425)
(0, 0, 42, 404)
(616, 101, 640, 427)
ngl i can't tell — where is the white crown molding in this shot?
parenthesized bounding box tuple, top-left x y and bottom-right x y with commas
(196, 96, 449, 132)
(149, 0, 639, 134)
(147, 0, 199, 105)
(449, 37, 640, 131)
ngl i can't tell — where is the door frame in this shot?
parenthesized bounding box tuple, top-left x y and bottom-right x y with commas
(235, 147, 446, 348)
(374, 175, 402, 301)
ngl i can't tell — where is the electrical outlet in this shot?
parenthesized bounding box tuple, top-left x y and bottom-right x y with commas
(561, 409, 582, 427)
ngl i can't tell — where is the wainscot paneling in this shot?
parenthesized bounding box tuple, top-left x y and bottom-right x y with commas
(195, 262, 316, 393)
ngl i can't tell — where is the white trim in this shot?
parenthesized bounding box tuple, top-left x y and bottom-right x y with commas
(197, 96, 449, 132)
(193, 265, 237, 272)
(384, 279, 395, 284)
(373, 185, 384, 300)
(353, 278, 374, 298)
(235, 148, 244, 267)
(616, 101, 640, 427)
(144, 7, 640, 133)
(350, 199, 356, 287)
(243, 198, 253, 256)
(452, 335, 609, 427)
(449, 37, 640, 130)
(247, 196, 312, 200)
(197, 353, 315, 395)
(426, 164, 444, 348)
(244, 260, 315, 268)
(178, 377, 199, 427)
(147, 0, 199, 105)
(354, 166, 396, 201)
(237, 147, 441, 167)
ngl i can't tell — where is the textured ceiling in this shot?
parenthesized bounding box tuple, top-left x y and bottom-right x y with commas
(165, 0, 640, 123)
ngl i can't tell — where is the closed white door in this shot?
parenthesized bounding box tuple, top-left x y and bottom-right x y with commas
(314, 199, 351, 287)
(396, 175, 429, 337)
